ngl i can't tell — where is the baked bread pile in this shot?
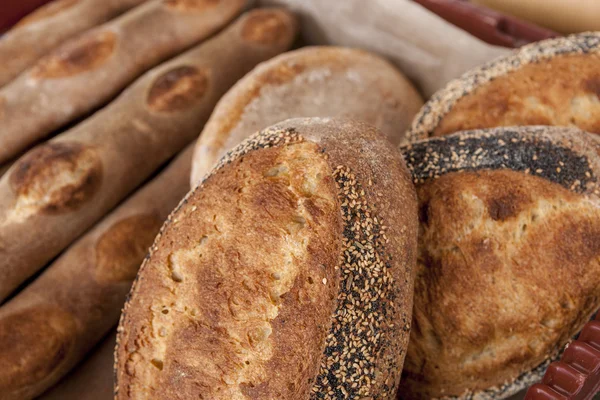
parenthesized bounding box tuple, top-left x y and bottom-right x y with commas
(2, 1, 600, 400)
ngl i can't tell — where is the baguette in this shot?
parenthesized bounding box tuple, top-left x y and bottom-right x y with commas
(0, 0, 248, 164)
(40, 332, 116, 400)
(0, 8, 298, 303)
(408, 33, 600, 141)
(398, 126, 600, 399)
(116, 118, 418, 399)
(190, 46, 423, 186)
(0, 0, 148, 88)
(0, 144, 194, 400)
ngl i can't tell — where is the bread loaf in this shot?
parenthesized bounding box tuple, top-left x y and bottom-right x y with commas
(0, 0, 148, 88)
(190, 46, 422, 186)
(258, 0, 511, 97)
(0, 144, 194, 400)
(398, 126, 600, 399)
(116, 118, 418, 399)
(0, 0, 248, 164)
(408, 33, 600, 142)
(40, 332, 116, 400)
(0, 8, 298, 303)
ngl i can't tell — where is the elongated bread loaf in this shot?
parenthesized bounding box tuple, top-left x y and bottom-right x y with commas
(190, 46, 422, 186)
(408, 33, 600, 142)
(0, 0, 148, 88)
(40, 332, 116, 400)
(398, 127, 600, 399)
(0, 144, 194, 400)
(116, 118, 418, 399)
(0, 0, 248, 164)
(0, 8, 298, 303)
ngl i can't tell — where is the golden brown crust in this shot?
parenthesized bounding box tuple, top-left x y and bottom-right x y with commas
(9, 142, 103, 215)
(190, 46, 423, 186)
(116, 118, 418, 399)
(409, 33, 600, 141)
(146, 66, 209, 112)
(31, 29, 118, 79)
(95, 214, 163, 282)
(0, 8, 297, 303)
(0, 306, 77, 399)
(163, 0, 219, 12)
(0, 145, 193, 400)
(0, 0, 147, 88)
(398, 126, 600, 399)
(0, 0, 247, 164)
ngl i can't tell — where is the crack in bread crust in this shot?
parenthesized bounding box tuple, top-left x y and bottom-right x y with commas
(399, 127, 600, 400)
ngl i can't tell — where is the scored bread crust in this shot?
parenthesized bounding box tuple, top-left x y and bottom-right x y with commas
(190, 46, 423, 186)
(397, 126, 600, 399)
(0, 145, 193, 400)
(0, 0, 248, 165)
(0, 0, 148, 88)
(0, 8, 297, 303)
(407, 32, 600, 142)
(116, 118, 418, 399)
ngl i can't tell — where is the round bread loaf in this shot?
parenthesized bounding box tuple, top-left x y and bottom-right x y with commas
(397, 126, 600, 399)
(190, 46, 423, 186)
(408, 33, 600, 142)
(116, 118, 418, 399)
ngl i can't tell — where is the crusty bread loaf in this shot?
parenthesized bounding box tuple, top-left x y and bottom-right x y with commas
(0, 0, 248, 164)
(190, 46, 423, 186)
(0, 0, 148, 88)
(0, 8, 298, 303)
(397, 126, 600, 399)
(40, 332, 116, 400)
(408, 33, 600, 142)
(116, 118, 418, 399)
(0, 144, 194, 400)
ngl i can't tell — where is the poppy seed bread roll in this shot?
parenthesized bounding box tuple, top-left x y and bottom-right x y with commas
(398, 126, 600, 399)
(408, 33, 600, 142)
(0, 0, 248, 164)
(0, 0, 148, 88)
(116, 118, 418, 399)
(0, 8, 298, 303)
(190, 46, 423, 186)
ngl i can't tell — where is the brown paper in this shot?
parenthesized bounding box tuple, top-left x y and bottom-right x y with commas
(259, 0, 511, 97)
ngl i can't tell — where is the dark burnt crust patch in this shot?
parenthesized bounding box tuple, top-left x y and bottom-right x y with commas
(147, 66, 209, 113)
(402, 127, 597, 194)
(10, 141, 103, 214)
(408, 32, 600, 142)
(310, 165, 399, 399)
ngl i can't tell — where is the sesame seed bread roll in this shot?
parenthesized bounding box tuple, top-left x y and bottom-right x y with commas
(190, 46, 423, 186)
(408, 33, 600, 142)
(0, 0, 248, 165)
(0, 144, 193, 400)
(398, 126, 600, 399)
(0, 8, 298, 303)
(0, 0, 148, 88)
(116, 118, 418, 399)
(40, 332, 117, 400)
